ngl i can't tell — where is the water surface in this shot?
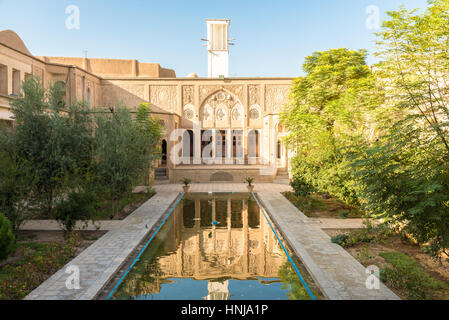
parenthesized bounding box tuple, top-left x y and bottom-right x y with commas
(112, 192, 316, 300)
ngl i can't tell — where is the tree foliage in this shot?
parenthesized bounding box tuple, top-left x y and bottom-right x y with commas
(284, 0, 449, 258)
(352, 0, 449, 257)
(0, 212, 15, 261)
(0, 77, 162, 233)
(281, 48, 383, 205)
(93, 106, 161, 217)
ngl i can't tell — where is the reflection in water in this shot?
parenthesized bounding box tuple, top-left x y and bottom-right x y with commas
(112, 193, 313, 300)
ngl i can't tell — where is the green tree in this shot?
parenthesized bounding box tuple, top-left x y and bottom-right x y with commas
(281, 48, 383, 205)
(0, 142, 38, 233)
(136, 103, 162, 186)
(93, 107, 161, 217)
(352, 0, 449, 258)
(8, 77, 94, 217)
(0, 212, 15, 261)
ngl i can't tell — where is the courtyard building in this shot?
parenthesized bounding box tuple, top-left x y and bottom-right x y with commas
(0, 20, 293, 183)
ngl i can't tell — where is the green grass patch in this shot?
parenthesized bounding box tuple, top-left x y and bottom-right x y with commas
(379, 251, 447, 299)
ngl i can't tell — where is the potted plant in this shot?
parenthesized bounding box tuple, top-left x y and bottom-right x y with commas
(182, 178, 192, 193)
(244, 177, 255, 192)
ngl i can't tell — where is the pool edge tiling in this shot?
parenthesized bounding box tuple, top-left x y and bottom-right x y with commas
(256, 192, 400, 300)
(24, 192, 180, 300)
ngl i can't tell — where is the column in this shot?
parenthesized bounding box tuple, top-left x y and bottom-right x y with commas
(212, 129, 217, 162)
(6, 66, 12, 95)
(225, 128, 233, 164)
(193, 124, 202, 164)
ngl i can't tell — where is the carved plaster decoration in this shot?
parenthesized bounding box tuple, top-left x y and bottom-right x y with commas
(248, 85, 259, 106)
(150, 85, 177, 112)
(249, 105, 261, 120)
(183, 104, 195, 120)
(199, 86, 244, 105)
(202, 104, 212, 121)
(182, 86, 194, 105)
(232, 107, 241, 121)
(216, 107, 227, 121)
(265, 86, 290, 113)
(199, 90, 245, 128)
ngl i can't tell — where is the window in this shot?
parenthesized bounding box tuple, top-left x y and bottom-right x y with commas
(87, 87, 91, 108)
(12, 69, 20, 95)
(210, 23, 227, 50)
(0, 65, 7, 95)
(54, 81, 66, 107)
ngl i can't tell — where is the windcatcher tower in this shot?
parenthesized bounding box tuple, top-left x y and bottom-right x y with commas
(206, 19, 230, 78)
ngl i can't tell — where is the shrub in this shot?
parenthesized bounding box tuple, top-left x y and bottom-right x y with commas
(54, 191, 96, 233)
(0, 212, 15, 260)
(290, 178, 314, 197)
(339, 210, 350, 219)
(332, 221, 395, 248)
(331, 234, 349, 247)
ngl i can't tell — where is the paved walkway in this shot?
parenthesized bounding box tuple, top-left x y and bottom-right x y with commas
(307, 218, 366, 229)
(257, 192, 399, 300)
(25, 192, 179, 300)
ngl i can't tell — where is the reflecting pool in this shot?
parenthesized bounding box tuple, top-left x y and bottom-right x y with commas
(112, 193, 319, 300)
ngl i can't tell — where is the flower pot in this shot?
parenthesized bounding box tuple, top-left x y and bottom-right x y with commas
(247, 185, 255, 193)
(183, 185, 190, 193)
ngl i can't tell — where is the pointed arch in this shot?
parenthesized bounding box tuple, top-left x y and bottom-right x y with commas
(199, 89, 243, 128)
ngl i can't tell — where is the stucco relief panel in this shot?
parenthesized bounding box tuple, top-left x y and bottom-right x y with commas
(265, 85, 290, 113)
(199, 89, 244, 128)
(150, 85, 177, 113)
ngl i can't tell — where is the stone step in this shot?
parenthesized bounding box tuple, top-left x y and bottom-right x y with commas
(153, 179, 170, 185)
(277, 172, 288, 176)
(155, 168, 167, 178)
(273, 178, 290, 185)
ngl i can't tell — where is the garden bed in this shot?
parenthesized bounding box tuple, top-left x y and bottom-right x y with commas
(0, 230, 106, 300)
(31, 190, 156, 221)
(282, 191, 362, 218)
(96, 190, 156, 220)
(327, 227, 449, 300)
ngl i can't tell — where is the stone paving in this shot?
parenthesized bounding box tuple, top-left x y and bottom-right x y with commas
(307, 218, 367, 229)
(257, 192, 399, 300)
(25, 192, 179, 300)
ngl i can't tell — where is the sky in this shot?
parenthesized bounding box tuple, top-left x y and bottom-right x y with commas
(0, 0, 430, 77)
